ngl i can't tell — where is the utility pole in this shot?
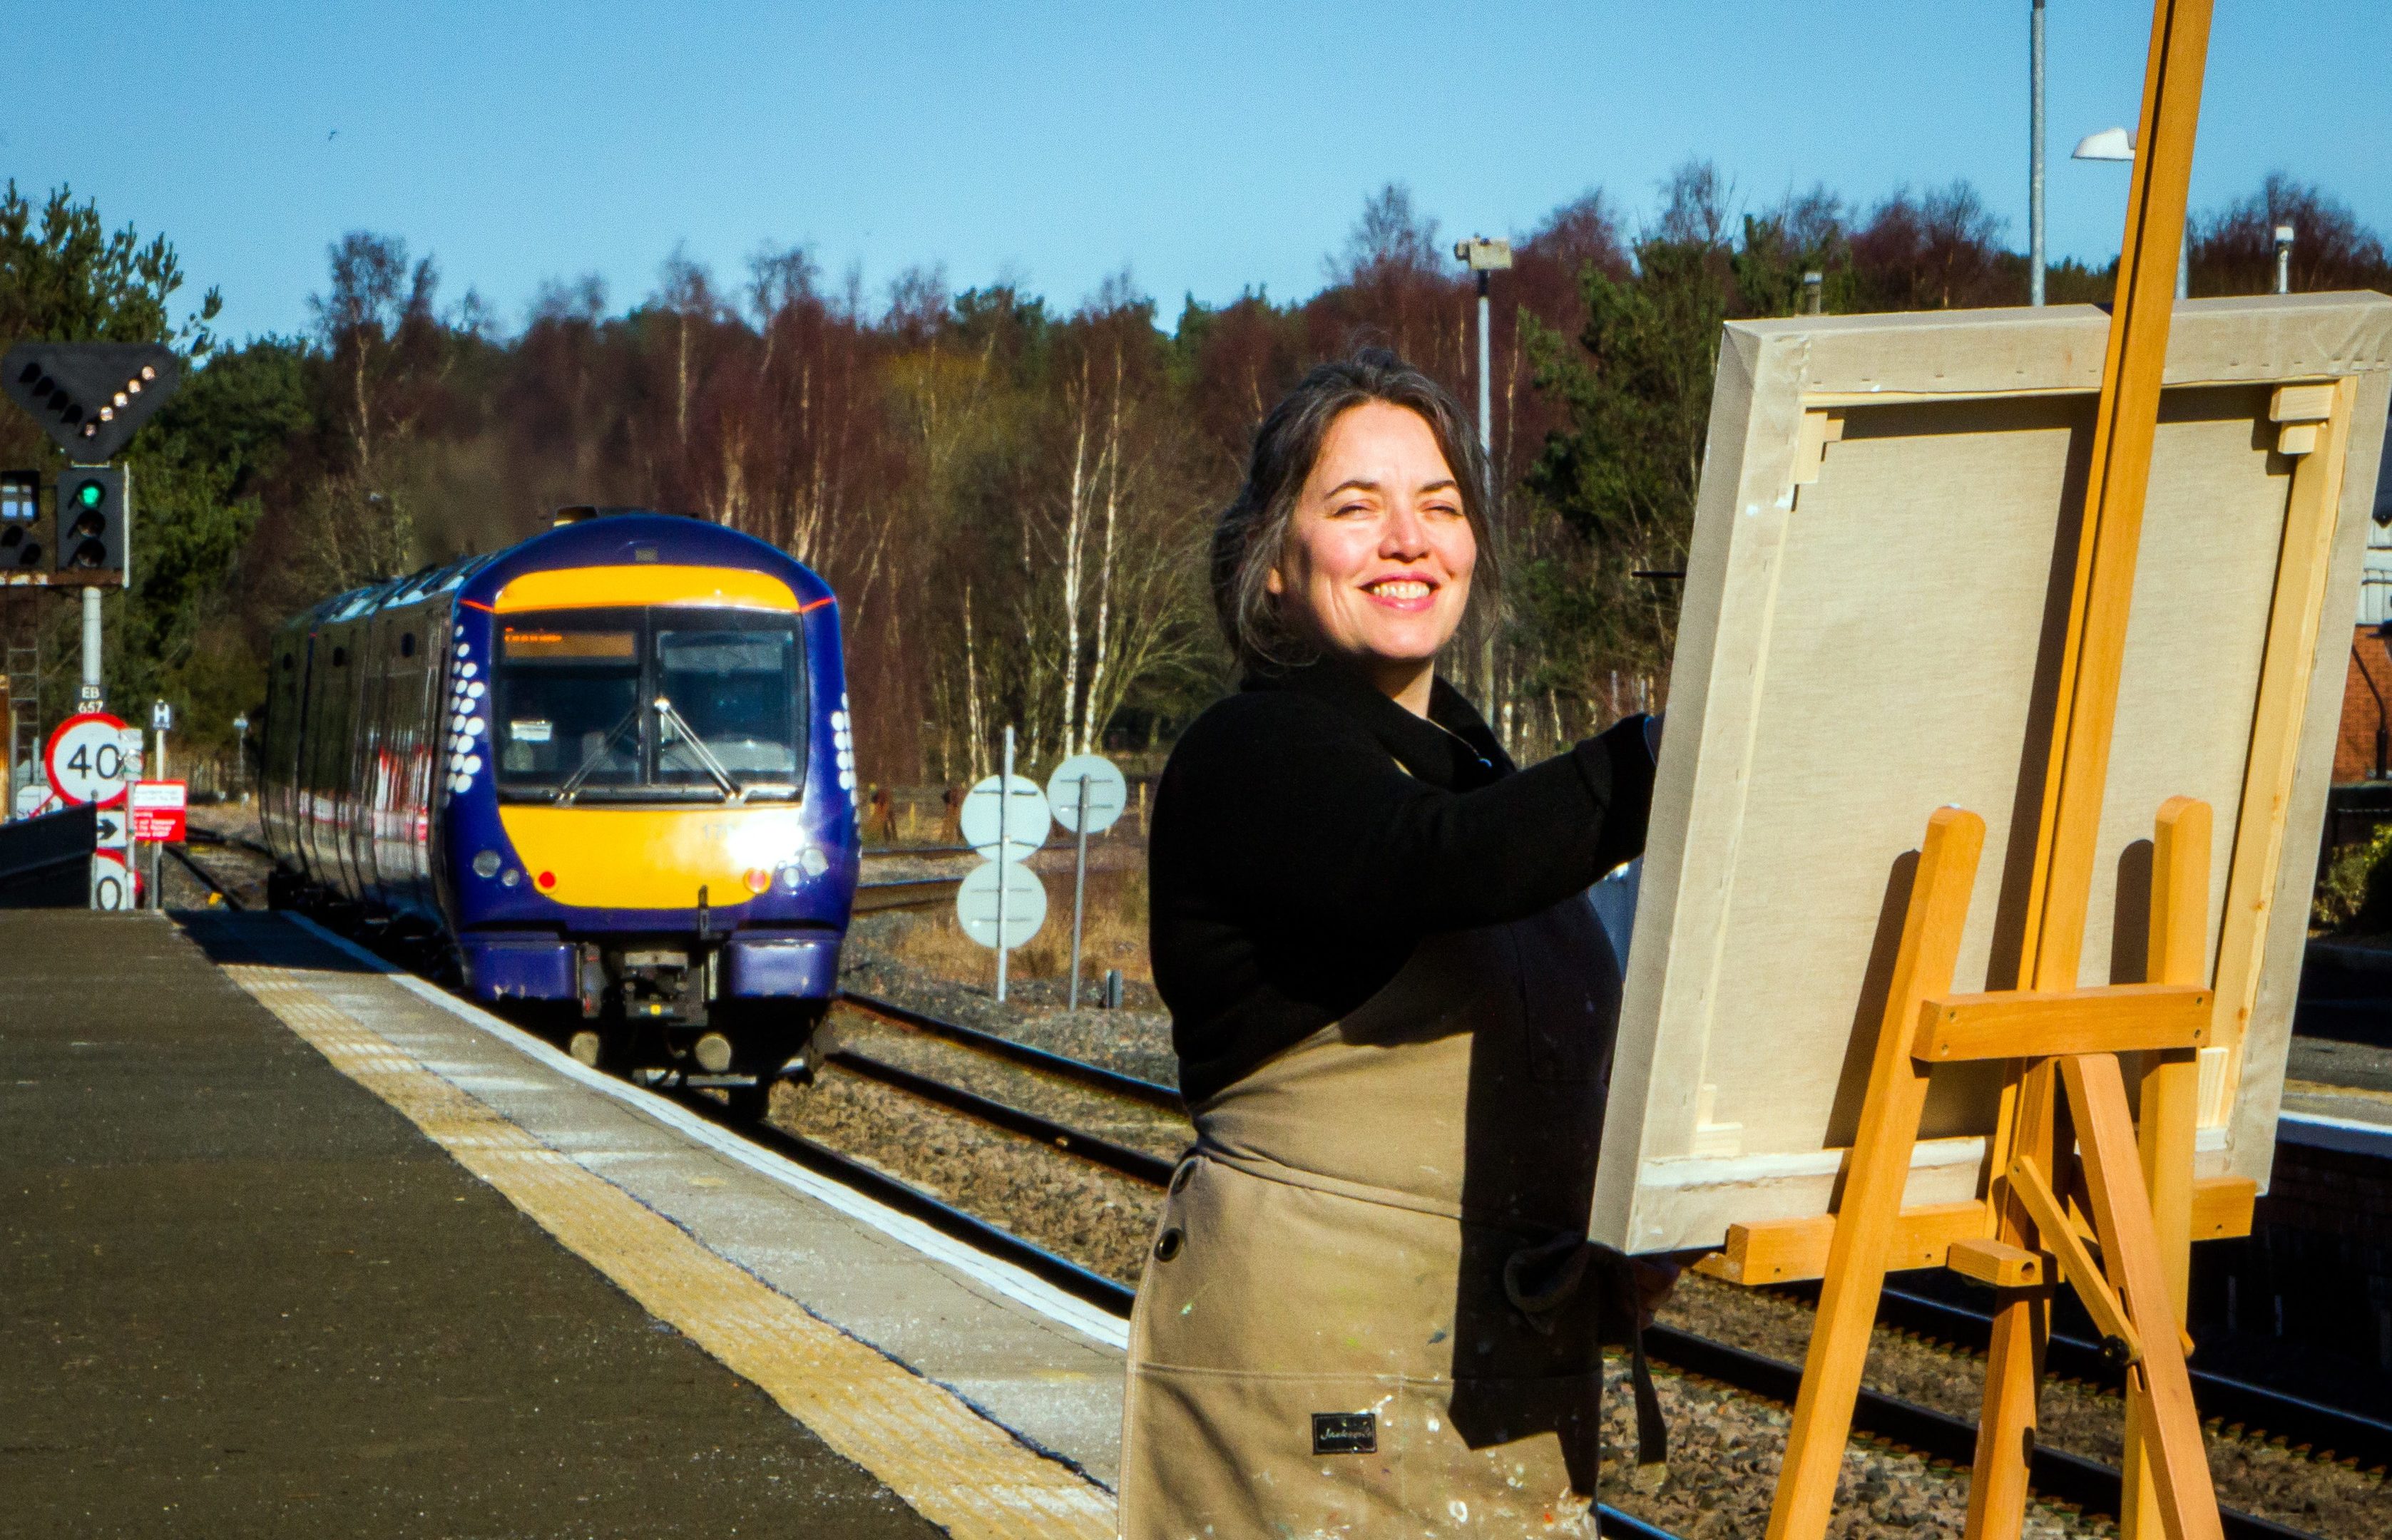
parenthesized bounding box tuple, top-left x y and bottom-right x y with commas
(2030, 0, 2048, 305)
(80, 588, 102, 711)
(1453, 237, 1513, 461)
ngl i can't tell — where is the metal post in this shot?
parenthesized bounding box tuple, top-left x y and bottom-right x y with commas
(1474, 271, 1493, 456)
(1068, 774, 1090, 1010)
(2179, 225, 2191, 301)
(2030, 0, 2048, 305)
(79, 586, 102, 710)
(2274, 224, 2294, 294)
(1802, 271, 1824, 315)
(994, 724, 1012, 1005)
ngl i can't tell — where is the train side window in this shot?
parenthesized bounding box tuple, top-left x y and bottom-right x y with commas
(332, 647, 348, 667)
(400, 632, 416, 658)
(281, 654, 294, 671)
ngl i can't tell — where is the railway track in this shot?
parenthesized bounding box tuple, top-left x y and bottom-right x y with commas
(165, 840, 2376, 1539)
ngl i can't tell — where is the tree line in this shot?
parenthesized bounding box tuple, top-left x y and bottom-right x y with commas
(3, 164, 2387, 792)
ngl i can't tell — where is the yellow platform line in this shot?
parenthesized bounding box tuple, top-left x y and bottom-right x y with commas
(223, 965, 1116, 1540)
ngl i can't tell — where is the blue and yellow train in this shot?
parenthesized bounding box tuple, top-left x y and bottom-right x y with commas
(259, 506, 860, 1089)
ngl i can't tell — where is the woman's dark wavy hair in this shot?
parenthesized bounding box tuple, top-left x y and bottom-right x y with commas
(1210, 347, 1496, 673)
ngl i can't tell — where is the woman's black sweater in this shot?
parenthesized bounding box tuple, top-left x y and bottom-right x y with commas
(1148, 663, 1657, 1104)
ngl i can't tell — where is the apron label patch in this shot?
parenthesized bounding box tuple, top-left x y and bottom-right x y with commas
(1311, 1412, 1377, 1455)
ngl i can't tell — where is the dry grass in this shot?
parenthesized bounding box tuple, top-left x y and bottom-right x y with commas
(879, 864, 1151, 987)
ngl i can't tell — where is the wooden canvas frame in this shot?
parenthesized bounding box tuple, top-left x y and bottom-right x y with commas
(1593, 294, 2392, 1257)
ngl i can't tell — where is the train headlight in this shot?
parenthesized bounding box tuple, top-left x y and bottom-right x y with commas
(501, 868, 521, 888)
(798, 846, 829, 878)
(472, 849, 501, 878)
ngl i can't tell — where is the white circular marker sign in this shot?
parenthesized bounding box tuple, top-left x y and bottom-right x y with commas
(959, 774, 1051, 863)
(955, 861, 1047, 950)
(90, 850, 132, 911)
(45, 712, 134, 807)
(1046, 754, 1127, 835)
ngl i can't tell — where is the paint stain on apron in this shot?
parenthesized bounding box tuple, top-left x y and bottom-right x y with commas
(1121, 900, 1628, 1537)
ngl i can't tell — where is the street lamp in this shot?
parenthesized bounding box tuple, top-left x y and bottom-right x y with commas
(2072, 126, 2189, 300)
(2274, 224, 2296, 294)
(232, 712, 249, 804)
(2030, 0, 2047, 304)
(1453, 237, 1513, 461)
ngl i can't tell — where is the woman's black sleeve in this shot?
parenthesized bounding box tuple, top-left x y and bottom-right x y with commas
(1185, 702, 1655, 939)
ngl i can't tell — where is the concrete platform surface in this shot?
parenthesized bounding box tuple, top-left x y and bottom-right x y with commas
(1, 909, 1122, 1539)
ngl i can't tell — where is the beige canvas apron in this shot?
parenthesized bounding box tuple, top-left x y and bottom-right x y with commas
(1120, 899, 1629, 1539)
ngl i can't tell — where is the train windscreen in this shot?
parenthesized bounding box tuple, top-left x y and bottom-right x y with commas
(494, 606, 807, 801)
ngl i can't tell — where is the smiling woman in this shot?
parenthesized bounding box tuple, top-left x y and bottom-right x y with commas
(1127, 351, 1664, 1537)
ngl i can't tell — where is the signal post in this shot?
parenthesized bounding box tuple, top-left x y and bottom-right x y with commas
(1, 344, 180, 908)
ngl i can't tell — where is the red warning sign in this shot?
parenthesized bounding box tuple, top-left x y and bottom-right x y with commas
(129, 780, 187, 843)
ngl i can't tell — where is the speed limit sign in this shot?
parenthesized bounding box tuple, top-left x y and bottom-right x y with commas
(45, 712, 135, 807)
(90, 850, 133, 911)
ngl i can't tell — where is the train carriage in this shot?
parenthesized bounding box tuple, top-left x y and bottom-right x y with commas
(259, 507, 860, 1092)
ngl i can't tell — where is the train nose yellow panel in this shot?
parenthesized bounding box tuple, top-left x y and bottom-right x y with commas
(494, 807, 808, 909)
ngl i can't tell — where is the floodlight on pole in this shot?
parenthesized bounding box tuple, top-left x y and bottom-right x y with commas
(2072, 126, 2189, 300)
(1453, 237, 1512, 462)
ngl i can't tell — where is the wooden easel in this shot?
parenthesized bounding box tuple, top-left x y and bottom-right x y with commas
(1759, 5, 2235, 1539)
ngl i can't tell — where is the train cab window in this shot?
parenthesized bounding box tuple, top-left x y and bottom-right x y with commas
(495, 620, 641, 792)
(655, 621, 802, 788)
(491, 605, 804, 802)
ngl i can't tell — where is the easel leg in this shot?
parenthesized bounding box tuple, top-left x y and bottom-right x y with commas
(2125, 797, 2209, 1540)
(2061, 1054, 2223, 1540)
(1963, 1063, 2056, 1540)
(1766, 809, 1985, 1540)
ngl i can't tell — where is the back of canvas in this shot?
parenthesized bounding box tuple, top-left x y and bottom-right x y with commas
(1592, 295, 2392, 1255)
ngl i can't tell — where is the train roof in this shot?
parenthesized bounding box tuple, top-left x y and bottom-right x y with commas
(277, 508, 831, 633)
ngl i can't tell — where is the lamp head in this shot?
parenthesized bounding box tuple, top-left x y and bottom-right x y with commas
(2072, 126, 2135, 162)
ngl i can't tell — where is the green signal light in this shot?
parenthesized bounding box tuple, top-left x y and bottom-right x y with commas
(75, 481, 103, 508)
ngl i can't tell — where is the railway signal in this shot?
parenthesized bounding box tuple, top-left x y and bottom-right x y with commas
(1, 342, 180, 463)
(0, 471, 37, 574)
(56, 466, 127, 573)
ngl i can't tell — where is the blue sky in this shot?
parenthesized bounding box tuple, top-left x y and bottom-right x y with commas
(10, 2, 2389, 342)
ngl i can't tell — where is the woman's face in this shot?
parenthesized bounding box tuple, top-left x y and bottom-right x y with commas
(1269, 401, 1475, 688)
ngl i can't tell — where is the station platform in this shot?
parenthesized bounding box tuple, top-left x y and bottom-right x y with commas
(0, 908, 1122, 1539)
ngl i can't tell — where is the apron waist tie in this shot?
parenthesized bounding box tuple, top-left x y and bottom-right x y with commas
(1501, 1233, 1669, 1485)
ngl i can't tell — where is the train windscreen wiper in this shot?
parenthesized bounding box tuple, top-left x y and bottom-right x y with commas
(653, 696, 740, 801)
(556, 703, 642, 804)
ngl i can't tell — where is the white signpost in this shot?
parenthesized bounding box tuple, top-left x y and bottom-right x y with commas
(954, 861, 1048, 950)
(959, 769, 1051, 862)
(954, 726, 1053, 1002)
(1046, 753, 1127, 1008)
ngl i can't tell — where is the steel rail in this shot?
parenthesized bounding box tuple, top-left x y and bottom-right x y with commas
(852, 876, 964, 914)
(823, 1045, 1180, 1186)
(1871, 1285, 2392, 1469)
(835, 989, 1180, 1107)
(167, 843, 247, 909)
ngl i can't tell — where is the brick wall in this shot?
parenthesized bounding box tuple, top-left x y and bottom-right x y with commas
(2337, 625, 2392, 784)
